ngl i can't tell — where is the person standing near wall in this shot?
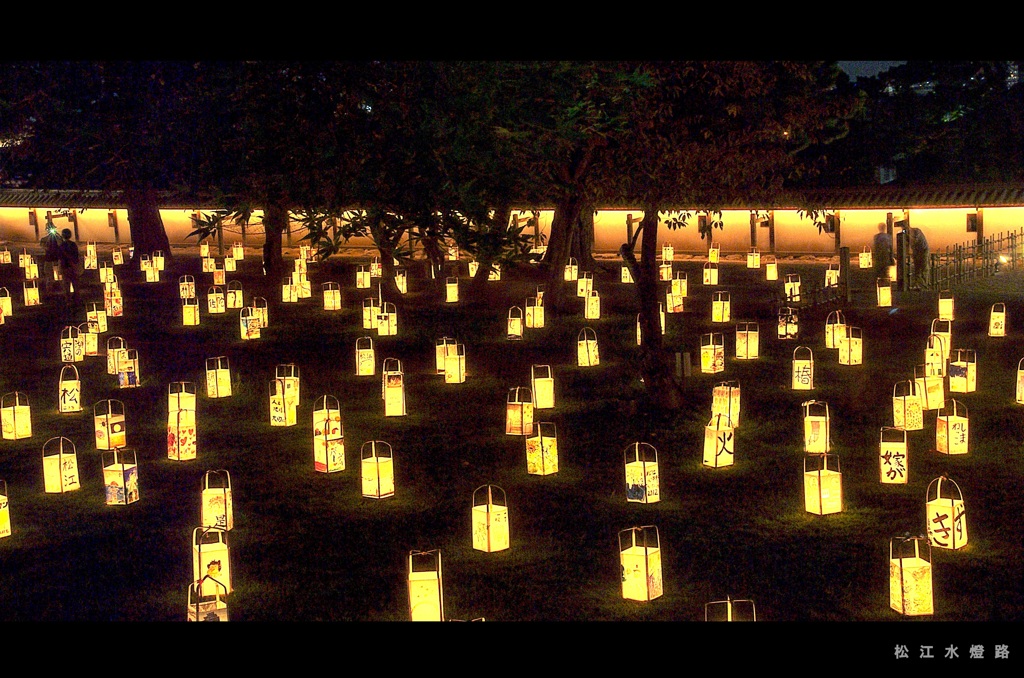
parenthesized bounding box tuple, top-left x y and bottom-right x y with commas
(872, 223, 893, 279)
(909, 227, 929, 289)
(40, 216, 63, 297)
(56, 228, 80, 319)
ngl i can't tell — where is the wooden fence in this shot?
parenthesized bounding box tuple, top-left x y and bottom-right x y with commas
(927, 227, 1024, 290)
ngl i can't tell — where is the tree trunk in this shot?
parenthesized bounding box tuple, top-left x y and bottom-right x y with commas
(468, 204, 511, 299)
(263, 203, 287, 284)
(419, 234, 446, 294)
(636, 208, 683, 412)
(124, 187, 171, 264)
(578, 205, 596, 269)
(541, 195, 585, 314)
(378, 240, 402, 302)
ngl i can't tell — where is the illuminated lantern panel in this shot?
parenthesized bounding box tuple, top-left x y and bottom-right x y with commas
(106, 337, 127, 376)
(505, 387, 534, 436)
(711, 292, 730, 323)
(117, 350, 141, 389)
(703, 262, 719, 286)
(382, 359, 406, 417)
(356, 265, 370, 289)
(169, 382, 197, 414)
(705, 597, 756, 622)
(193, 527, 231, 596)
(712, 381, 741, 428)
(376, 302, 398, 337)
(989, 303, 1006, 337)
(23, 280, 40, 306)
(879, 427, 908, 485)
(281, 277, 298, 303)
(226, 281, 244, 310)
(703, 414, 734, 469)
(395, 269, 408, 294)
(824, 310, 846, 350)
(294, 270, 311, 299)
(0, 288, 12, 319)
(778, 308, 798, 340)
(80, 322, 99, 356)
(1017, 358, 1024, 404)
(765, 256, 779, 281)
(445, 277, 459, 303)
(672, 272, 687, 297)
(206, 357, 231, 399)
(791, 347, 814, 390)
(893, 380, 924, 431)
(153, 251, 165, 270)
(202, 257, 213, 273)
(472, 485, 509, 553)
(859, 246, 873, 269)
(708, 243, 720, 263)
(199, 470, 236, 533)
(662, 243, 674, 262)
(564, 257, 578, 282)
(356, 337, 376, 376)
(112, 247, 124, 265)
(531, 365, 555, 410)
(444, 343, 466, 384)
(700, 333, 725, 374)
(208, 287, 225, 314)
(578, 328, 600, 367)
(931, 319, 952, 361)
(838, 326, 863, 366)
(802, 400, 830, 454)
(525, 297, 544, 328)
(99, 262, 114, 283)
(93, 399, 126, 450)
(0, 247, 9, 264)
(936, 400, 969, 455)
(60, 326, 84, 363)
(804, 453, 843, 515)
(585, 290, 601, 319)
(619, 526, 663, 602)
(890, 536, 933, 616)
(824, 264, 840, 287)
(42, 437, 80, 493)
(408, 550, 443, 621)
(577, 271, 593, 297)
(468, 261, 479, 278)
(87, 303, 107, 333)
(624, 442, 660, 503)
(938, 290, 955, 321)
(313, 395, 345, 473)
(1, 392, 32, 440)
(179, 275, 196, 300)
(58, 365, 82, 414)
(253, 297, 268, 327)
(183, 298, 200, 326)
(362, 298, 380, 330)
(666, 289, 684, 314)
(239, 307, 260, 340)
(102, 448, 139, 506)
(188, 580, 228, 622)
(447, 245, 458, 261)
(232, 242, 243, 260)
(659, 262, 672, 281)
(361, 441, 395, 499)
(526, 422, 558, 476)
(926, 476, 968, 550)
(735, 322, 759, 360)
(876, 278, 892, 308)
(914, 364, 945, 412)
(784, 274, 801, 303)
(621, 265, 634, 283)
(747, 248, 760, 268)
(507, 307, 524, 340)
(104, 283, 122, 316)
(435, 337, 456, 374)
(948, 349, 977, 393)
(269, 380, 297, 427)
(0, 480, 10, 539)
(168, 409, 197, 461)
(200, 243, 210, 258)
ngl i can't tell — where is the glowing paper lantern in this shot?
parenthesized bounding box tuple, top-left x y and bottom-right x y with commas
(1, 392, 32, 440)
(376, 302, 398, 336)
(585, 290, 601, 319)
(58, 365, 82, 414)
(531, 365, 554, 409)
(791, 347, 814, 390)
(526, 421, 558, 475)
(179, 275, 196, 300)
(824, 310, 846, 349)
(169, 381, 197, 414)
(735, 322, 759, 360)
(925, 334, 946, 378)
(914, 364, 945, 411)
(621, 265, 634, 283)
(25, 258, 39, 280)
(153, 251, 165, 270)
(202, 257, 213, 273)
(86, 303, 107, 334)
(448, 245, 458, 261)
(281, 277, 298, 303)
(102, 448, 139, 505)
(408, 550, 443, 621)
(936, 399, 968, 455)
(880, 427, 908, 484)
(705, 597, 756, 622)
(369, 257, 381, 277)
(948, 349, 976, 393)
(662, 243, 674, 262)
(824, 264, 840, 287)
(395, 268, 408, 294)
(42, 437, 80, 493)
(890, 536, 933, 616)
(624, 442, 660, 503)
(712, 380, 741, 427)
(0, 288, 11, 318)
(207, 286, 225, 314)
(193, 527, 231, 595)
(0, 248, 10, 265)
(1017, 358, 1024, 404)
(472, 485, 509, 552)
(0, 480, 10, 539)
(703, 414, 734, 468)
(183, 297, 200, 326)
(434, 337, 456, 374)
(525, 297, 544, 328)
(659, 262, 672, 281)
(505, 387, 534, 436)
(224, 257, 236, 274)
(112, 247, 124, 265)
(202, 470, 233, 531)
(804, 453, 843, 515)
(802, 400, 830, 453)
(926, 476, 968, 550)
(60, 325, 84, 363)
(700, 333, 725, 374)
(577, 328, 599, 366)
(269, 379, 296, 427)
(200, 242, 210, 258)
(747, 248, 760, 268)
(356, 337, 375, 376)
(106, 337, 127, 375)
(253, 297, 268, 327)
(666, 289, 684, 314)
(765, 256, 778, 281)
(117, 349, 140, 388)
(838, 326, 863, 366)
(294, 270, 311, 299)
(892, 381, 924, 431)
(444, 343, 466, 384)
(443, 276, 459, 303)
(361, 441, 395, 498)
(672, 271, 687, 297)
(859, 246, 872, 269)
(226, 281, 244, 309)
(17, 250, 29, 267)
(784, 274, 801, 303)
(619, 526, 662, 602)
(577, 271, 593, 297)
(931, 319, 952, 361)
(168, 408, 197, 461)
(276, 364, 300, 411)
(876, 278, 892, 307)
(564, 257, 578, 282)
(703, 262, 719, 285)
(93, 399, 126, 449)
(104, 281, 122, 316)
(709, 243, 721, 263)
(313, 395, 345, 473)
(232, 242, 243, 260)
(362, 297, 380, 330)
(989, 303, 1006, 337)
(711, 292, 730, 323)
(468, 261, 479, 278)
(778, 307, 798, 340)
(84, 243, 97, 269)
(80, 320, 99, 354)
(99, 261, 114, 283)
(382, 358, 406, 417)
(206, 357, 231, 398)
(239, 307, 260, 340)
(938, 290, 954, 321)
(23, 280, 40, 306)
(188, 580, 228, 622)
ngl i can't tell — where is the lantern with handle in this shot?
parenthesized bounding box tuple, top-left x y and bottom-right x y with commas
(777, 307, 798, 340)
(187, 580, 228, 622)
(659, 262, 672, 281)
(116, 352, 140, 389)
(106, 336, 127, 375)
(472, 485, 509, 552)
(931, 319, 952, 361)
(672, 271, 687, 297)
(183, 297, 200, 326)
(408, 550, 443, 621)
(564, 257, 578, 281)
(703, 262, 719, 285)
(58, 365, 82, 414)
(362, 297, 380, 330)
(80, 322, 99, 357)
(232, 242, 243, 260)
(361, 441, 394, 498)
(202, 256, 213, 273)
(585, 290, 601, 319)
(938, 290, 954, 321)
(395, 268, 407, 294)
(376, 302, 397, 336)
(169, 381, 197, 414)
(892, 381, 924, 431)
(804, 453, 843, 515)
(890, 536, 933, 616)
(525, 297, 544, 328)
(445, 276, 459, 303)
(42, 437, 80, 493)
(112, 247, 124, 265)
(705, 596, 756, 622)
(0, 288, 12, 319)
(207, 286, 225, 314)
(281, 276, 297, 303)
(784, 274, 801, 303)
(802, 400, 830, 454)
(924, 334, 946, 378)
(206, 357, 231, 398)
(435, 337, 456, 374)
(168, 408, 197, 461)
(179, 275, 196, 300)
(444, 343, 466, 384)
(711, 292, 730, 323)
(712, 381, 741, 427)
(624, 442, 660, 503)
(824, 310, 846, 349)
(791, 347, 814, 390)
(60, 326, 84, 363)
(468, 261, 479, 278)
(356, 337, 375, 376)
(880, 427, 908, 485)
(381, 358, 406, 416)
(859, 246, 872, 269)
(914, 364, 945, 411)
(665, 288, 684, 314)
(662, 243, 674, 262)
(507, 306, 524, 340)
(202, 470, 233, 531)
(619, 526, 663, 602)
(876, 277, 892, 307)
(824, 264, 840, 287)
(1017, 358, 1024, 404)
(23, 280, 40, 306)
(313, 395, 344, 473)
(104, 281, 122, 316)
(269, 379, 296, 427)
(276, 364, 300, 411)
(838, 326, 863, 366)
(102, 448, 139, 505)
(948, 349, 976, 393)
(926, 476, 968, 550)
(735, 322, 759, 359)
(505, 387, 534, 436)
(239, 306, 260, 340)
(531, 365, 554, 409)
(200, 242, 210, 258)
(936, 399, 968, 455)
(747, 248, 760, 268)
(765, 255, 779, 281)
(577, 271, 593, 297)
(1, 392, 32, 440)
(294, 270, 311, 299)
(193, 527, 231, 595)
(703, 414, 734, 468)
(621, 265, 633, 283)
(0, 480, 10, 539)
(989, 303, 1006, 337)
(153, 251, 165, 271)
(709, 242, 721, 263)
(87, 302, 107, 333)
(93, 399, 126, 449)
(356, 265, 370, 289)
(577, 328, 599, 367)
(226, 281, 243, 309)
(700, 333, 725, 374)
(526, 422, 558, 475)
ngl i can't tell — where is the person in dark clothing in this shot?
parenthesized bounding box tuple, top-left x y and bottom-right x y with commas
(872, 223, 893, 279)
(909, 227, 929, 289)
(56, 228, 80, 318)
(40, 217, 63, 295)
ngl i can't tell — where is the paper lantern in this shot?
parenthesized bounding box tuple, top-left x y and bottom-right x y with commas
(232, 242, 243, 260)
(0, 288, 11, 318)
(226, 281, 244, 310)
(376, 302, 397, 336)
(275, 363, 300, 410)
(778, 307, 798, 340)
(535, 284, 545, 305)
(802, 400, 830, 453)
(104, 282, 122, 316)
(448, 245, 458, 261)
(23, 280, 40, 306)
(202, 256, 213, 273)
(58, 365, 82, 414)
(0, 480, 10, 539)
(621, 265, 634, 283)
(1, 392, 32, 440)
(931, 319, 952, 361)
(356, 337, 375, 376)
(269, 379, 296, 427)
(926, 476, 968, 550)
(1017, 358, 1024, 404)
(169, 381, 197, 414)
(890, 536, 933, 616)
(84, 243, 97, 269)
(703, 414, 734, 468)
(42, 437, 80, 493)
(914, 364, 945, 411)
(747, 248, 760, 268)
(202, 470, 233, 531)
(924, 334, 946, 377)
(526, 421, 558, 475)
(239, 307, 260, 340)
(859, 246, 873, 269)
(665, 289, 684, 314)
(361, 441, 394, 498)
(712, 380, 741, 427)
(17, 249, 29, 267)
(179, 275, 196, 300)
(531, 365, 554, 409)
(99, 261, 114, 283)
(199, 242, 210, 258)
(60, 326, 84, 363)
(659, 262, 672, 281)
(193, 527, 231, 595)
(153, 251, 165, 270)
(112, 247, 124, 265)
(468, 261, 479, 278)
(314, 282, 340, 312)
(472, 485, 509, 552)
(0, 248, 10, 265)
(182, 297, 200, 326)
(525, 297, 544, 328)
(362, 297, 380, 330)
(26, 258, 39, 280)
(144, 261, 159, 283)
(187, 579, 228, 622)
(444, 343, 466, 384)
(106, 337, 127, 375)
(791, 347, 814, 390)
(505, 387, 534, 436)
(711, 291, 731, 323)
(703, 262, 719, 285)
(395, 268, 408, 294)
(253, 297, 268, 328)
(313, 395, 345, 473)
(804, 453, 843, 515)
(93, 399, 126, 450)
(585, 290, 601, 319)
(892, 381, 924, 431)
(838, 326, 863, 366)
(888, 263, 897, 280)
(577, 271, 593, 297)
(577, 328, 599, 366)
(168, 408, 197, 461)
(564, 257, 578, 282)
(938, 290, 954, 321)
(117, 350, 140, 389)
(709, 243, 721, 263)
(672, 271, 687, 297)
(86, 303, 107, 334)
(879, 427, 908, 484)
(936, 399, 968, 455)
(876, 277, 892, 307)
(624, 442, 660, 502)
(619, 526, 663, 602)
(382, 358, 406, 417)
(102, 448, 139, 506)
(948, 349, 976, 393)
(662, 243, 674, 262)
(700, 333, 725, 374)
(824, 264, 840, 287)
(205, 357, 231, 399)
(281, 276, 298, 303)
(435, 337, 456, 374)
(735, 322, 759, 360)
(765, 256, 778, 281)
(784, 274, 801, 303)
(824, 311, 846, 349)
(207, 286, 226, 315)
(368, 257, 381, 277)
(705, 597, 756, 622)
(295, 271, 312, 299)
(408, 550, 443, 621)
(981, 303, 1005, 339)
